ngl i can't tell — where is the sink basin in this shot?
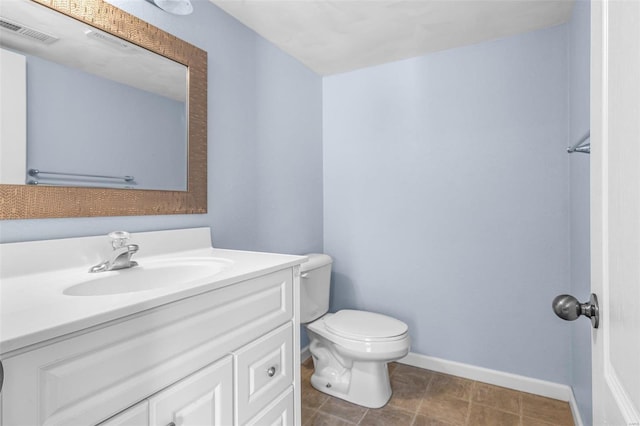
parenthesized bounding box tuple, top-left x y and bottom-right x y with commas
(63, 257, 232, 296)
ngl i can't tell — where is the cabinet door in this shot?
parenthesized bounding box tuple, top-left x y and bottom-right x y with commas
(98, 401, 148, 426)
(245, 387, 294, 426)
(149, 356, 233, 426)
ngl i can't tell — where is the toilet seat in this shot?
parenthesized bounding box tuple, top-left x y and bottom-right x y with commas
(324, 310, 408, 342)
(306, 312, 410, 361)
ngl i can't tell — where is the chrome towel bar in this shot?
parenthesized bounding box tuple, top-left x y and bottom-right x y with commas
(27, 169, 135, 182)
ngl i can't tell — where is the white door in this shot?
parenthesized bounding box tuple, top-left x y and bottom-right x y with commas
(591, 0, 640, 424)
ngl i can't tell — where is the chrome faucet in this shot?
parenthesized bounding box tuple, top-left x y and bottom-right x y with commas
(89, 231, 139, 273)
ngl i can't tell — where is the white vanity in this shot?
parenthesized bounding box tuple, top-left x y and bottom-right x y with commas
(0, 228, 305, 425)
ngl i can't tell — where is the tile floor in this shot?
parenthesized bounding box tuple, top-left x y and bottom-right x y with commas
(301, 359, 575, 426)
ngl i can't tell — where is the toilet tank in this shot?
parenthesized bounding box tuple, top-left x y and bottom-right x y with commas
(299, 253, 333, 323)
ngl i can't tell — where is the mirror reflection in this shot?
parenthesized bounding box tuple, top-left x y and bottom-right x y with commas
(0, 0, 188, 190)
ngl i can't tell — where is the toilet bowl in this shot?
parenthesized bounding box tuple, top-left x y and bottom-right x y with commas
(300, 254, 410, 408)
(306, 310, 410, 408)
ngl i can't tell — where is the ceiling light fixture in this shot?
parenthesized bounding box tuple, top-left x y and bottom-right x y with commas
(152, 0, 193, 15)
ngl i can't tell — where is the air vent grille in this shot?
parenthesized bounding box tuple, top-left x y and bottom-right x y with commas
(84, 29, 130, 50)
(0, 20, 21, 32)
(0, 17, 58, 44)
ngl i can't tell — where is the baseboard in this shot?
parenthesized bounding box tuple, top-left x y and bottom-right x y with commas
(567, 389, 585, 426)
(399, 352, 584, 426)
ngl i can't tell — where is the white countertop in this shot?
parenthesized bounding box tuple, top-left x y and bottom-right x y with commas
(0, 228, 306, 355)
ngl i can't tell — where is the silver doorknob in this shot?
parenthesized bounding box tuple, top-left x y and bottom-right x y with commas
(552, 293, 599, 329)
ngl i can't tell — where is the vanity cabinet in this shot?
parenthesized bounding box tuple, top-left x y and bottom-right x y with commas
(0, 267, 299, 426)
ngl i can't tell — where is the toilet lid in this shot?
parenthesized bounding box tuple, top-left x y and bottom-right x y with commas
(324, 310, 408, 341)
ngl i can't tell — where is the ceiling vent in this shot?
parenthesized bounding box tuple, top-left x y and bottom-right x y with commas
(0, 17, 58, 44)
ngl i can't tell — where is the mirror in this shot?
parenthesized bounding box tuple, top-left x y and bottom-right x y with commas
(1, 0, 189, 191)
(0, 0, 207, 218)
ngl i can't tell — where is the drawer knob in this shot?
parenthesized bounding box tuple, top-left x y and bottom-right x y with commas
(267, 366, 277, 377)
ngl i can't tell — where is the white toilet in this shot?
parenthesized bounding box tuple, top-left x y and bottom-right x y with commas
(300, 254, 410, 408)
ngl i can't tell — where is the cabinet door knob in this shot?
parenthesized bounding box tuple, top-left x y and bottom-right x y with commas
(267, 366, 277, 377)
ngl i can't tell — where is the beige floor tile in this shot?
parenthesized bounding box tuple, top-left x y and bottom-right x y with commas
(304, 411, 358, 426)
(387, 372, 430, 413)
(392, 366, 433, 388)
(426, 373, 474, 401)
(418, 394, 470, 426)
(521, 393, 574, 425)
(318, 397, 368, 424)
(521, 416, 564, 426)
(471, 382, 521, 414)
(412, 414, 461, 426)
(302, 404, 317, 422)
(359, 405, 415, 426)
(467, 404, 520, 426)
(392, 363, 435, 381)
(302, 380, 330, 409)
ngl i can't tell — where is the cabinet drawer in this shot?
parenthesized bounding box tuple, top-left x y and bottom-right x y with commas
(245, 387, 294, 426)
(235, 322, 293, 425)
(2, 268, 293, 426)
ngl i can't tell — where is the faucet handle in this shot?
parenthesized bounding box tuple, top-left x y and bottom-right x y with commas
(108, 231, 131, 249)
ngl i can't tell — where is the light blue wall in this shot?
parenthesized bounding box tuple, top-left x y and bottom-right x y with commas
(568, 0, 592, 424)
(251, 37, 324, 254)
(0, 0, 324, 257)
(323, 26, 572, 383)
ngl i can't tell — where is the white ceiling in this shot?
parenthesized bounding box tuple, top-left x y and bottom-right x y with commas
(210, 0, 575, 75)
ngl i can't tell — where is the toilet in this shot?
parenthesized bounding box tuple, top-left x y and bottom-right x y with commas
(300, 254, 410, 408)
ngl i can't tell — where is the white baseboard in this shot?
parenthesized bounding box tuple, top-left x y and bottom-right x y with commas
(398, 352, 583, 426)
(399, 352, 570, 399)
(567, 390, 584, 426)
